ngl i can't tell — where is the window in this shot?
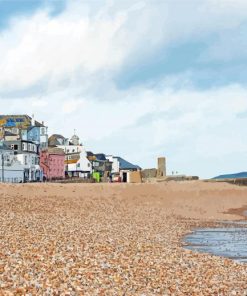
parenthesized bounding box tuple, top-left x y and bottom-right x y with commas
(22, 143, 27, 151)
(14, 144, 18, 150)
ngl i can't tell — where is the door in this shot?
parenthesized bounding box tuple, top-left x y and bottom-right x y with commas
(122, 172, 127, 183)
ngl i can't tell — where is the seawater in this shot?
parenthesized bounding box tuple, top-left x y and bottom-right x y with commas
(184, 222, 247, 263)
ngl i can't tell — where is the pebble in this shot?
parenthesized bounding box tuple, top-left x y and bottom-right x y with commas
(0, 182, 246, 295)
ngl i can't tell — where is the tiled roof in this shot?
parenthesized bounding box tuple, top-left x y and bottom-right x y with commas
(0, 115, 45, 128)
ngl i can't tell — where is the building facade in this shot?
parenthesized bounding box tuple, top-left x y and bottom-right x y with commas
(40, 147, 65, 180)
(0, 141, 24, 183)
(4, 140, 41, 182)
(49, 134, 92, 178)
(90, 153, 112, 181)
(0, 115, 48, 151)
(106, 156, 141, 182)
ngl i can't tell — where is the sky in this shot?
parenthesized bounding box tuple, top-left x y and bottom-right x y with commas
(0, 0, 247, 178)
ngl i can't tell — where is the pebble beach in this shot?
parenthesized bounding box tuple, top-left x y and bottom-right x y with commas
(0, 181, 247, 295)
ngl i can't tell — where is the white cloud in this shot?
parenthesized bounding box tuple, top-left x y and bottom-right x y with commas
(0, 9, 127, 90)
(31, 98, 48, 107)
(1, 0, 247, 92)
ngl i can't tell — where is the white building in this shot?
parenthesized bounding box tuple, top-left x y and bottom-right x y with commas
(60, 144, 92, 177)
(106, 155, 141, 183)
(0, 142, 24, 183)
(4, 140, 42, 182)
(48, 134, 92, 178)
(106, 155, 120, 174)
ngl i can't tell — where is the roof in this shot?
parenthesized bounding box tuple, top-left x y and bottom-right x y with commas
(87, 151, 94, 157)
(0, 115, 45, 128)
(48, 134, 67, 146)
(95, 153, 107, 161)
(87, 151, 96, 161)
(116, 157, 141, 170)
(4, 130, 18, 136)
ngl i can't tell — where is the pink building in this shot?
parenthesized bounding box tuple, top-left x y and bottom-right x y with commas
(40, 147, 65, 180)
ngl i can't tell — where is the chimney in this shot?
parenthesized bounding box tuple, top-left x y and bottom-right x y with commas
(42, 121, 44, 126)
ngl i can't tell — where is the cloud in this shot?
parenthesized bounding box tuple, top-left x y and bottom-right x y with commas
(0, 8, 127, 91)
(1, 82, 247, 178)
(1, 0, 247, 94)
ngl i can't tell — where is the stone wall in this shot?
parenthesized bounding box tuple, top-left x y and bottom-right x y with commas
(141, 168, 157, 179)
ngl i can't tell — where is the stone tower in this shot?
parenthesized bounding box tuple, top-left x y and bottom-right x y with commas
(157, 157, 166, 177)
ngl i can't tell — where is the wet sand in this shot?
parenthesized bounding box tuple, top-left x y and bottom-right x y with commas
(0, 181, 247, 295)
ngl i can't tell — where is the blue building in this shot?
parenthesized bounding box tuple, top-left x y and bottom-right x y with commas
(0, 115, 48, 151)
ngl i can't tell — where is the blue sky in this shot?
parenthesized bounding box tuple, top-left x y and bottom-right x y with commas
(0, 0, 65, 28)
(0, 0, 65, 30)
(0, 0, 42, 27)
(0, 0, 247, 178)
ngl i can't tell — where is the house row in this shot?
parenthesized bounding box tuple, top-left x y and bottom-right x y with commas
(0, 114, 141, 183)
(0, 115, 47, 182)
(48, 134, 141, 182)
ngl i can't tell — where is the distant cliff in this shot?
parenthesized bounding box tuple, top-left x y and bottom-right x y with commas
(213, 172, 247, 180)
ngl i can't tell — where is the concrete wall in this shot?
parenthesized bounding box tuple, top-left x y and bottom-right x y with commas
(119, 170, 142, 183)
(0, 164, 24, 183)
(129, 171, 142, 183)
